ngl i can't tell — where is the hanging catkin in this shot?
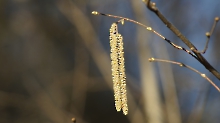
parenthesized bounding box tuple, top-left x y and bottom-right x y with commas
(109, 22, 128, 115)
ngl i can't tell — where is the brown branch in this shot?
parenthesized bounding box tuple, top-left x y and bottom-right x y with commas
(143, 0, 220, 80)
(149, 58, 220, 92)
(92, 11, 197, 59)
(192, 17, 219, 54)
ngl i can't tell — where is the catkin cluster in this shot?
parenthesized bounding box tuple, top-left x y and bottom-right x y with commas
(109, 23, 128, 115)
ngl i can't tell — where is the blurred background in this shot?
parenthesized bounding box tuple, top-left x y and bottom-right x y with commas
(0, 0, 220, 123)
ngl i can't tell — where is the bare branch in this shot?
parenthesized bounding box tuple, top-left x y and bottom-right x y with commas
(149, 58, 220, 92)
(192, 17, 219, 54)
(92, 11, 197, 59)
(142, 0, 220, 80)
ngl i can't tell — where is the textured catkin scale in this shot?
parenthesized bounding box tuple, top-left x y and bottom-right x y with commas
(117, 34, 128, 115)
(109, 23, 122, 111)
(109, 22, 128, 115)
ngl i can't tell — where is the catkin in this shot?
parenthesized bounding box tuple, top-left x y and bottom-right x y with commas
(110, 23, 122, 112)
(109, 23, 128, 115)
(117, 34, 128, 115)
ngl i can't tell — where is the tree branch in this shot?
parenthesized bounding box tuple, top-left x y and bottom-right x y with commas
(143, 0, 220, 80)
(149, 58, 220, 92)
(192, 17, 219, 54)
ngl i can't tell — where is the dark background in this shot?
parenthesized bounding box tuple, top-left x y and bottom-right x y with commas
(0, 0, 220, 123)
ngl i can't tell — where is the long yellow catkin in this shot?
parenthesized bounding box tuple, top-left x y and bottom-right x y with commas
(109, 23, 128, 115)
(110, 23, 122, 112)
(117, 34, 128, 115)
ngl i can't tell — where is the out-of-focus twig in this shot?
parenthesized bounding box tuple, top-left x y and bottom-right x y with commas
(72, 117, 76, 123)
(23, 75, 73, 123)
(149, 58, 220, 92)
(130, 0, 163, 122)
(187, 84, 212, 123)
(151, 38, 182, 123)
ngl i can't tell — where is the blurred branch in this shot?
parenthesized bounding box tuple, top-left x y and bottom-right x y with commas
(72, 117, 76, 123)
(143, 0, 220, 80)
(23, 75, 73, 123)
(57, 0, 112, 89)
(149, 58, 220, 92)
(130, 0, 163, 122)
(152, 37, 182, 123)
(71, 44, 90, 116)
(187, 84, 212, 123)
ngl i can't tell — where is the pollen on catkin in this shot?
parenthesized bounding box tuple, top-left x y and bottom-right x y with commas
(110, 23, 122, 112)
(117, 34, 128, 115)
(109, 23, 128, 115)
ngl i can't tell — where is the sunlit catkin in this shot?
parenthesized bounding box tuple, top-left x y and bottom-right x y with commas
(110, 23, 121, 112)
(109, 23, 128, 115)
(117, 34, 128, 115)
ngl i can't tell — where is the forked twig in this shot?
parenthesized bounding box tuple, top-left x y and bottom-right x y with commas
(149, 58, 220, 92)
(192, 17, 219, 54)
(91, 11, 197, 59)
(142, 0, 220, 80)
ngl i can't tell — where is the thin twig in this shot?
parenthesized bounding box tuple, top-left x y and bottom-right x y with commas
(92, 11, 149, 28)
(92, 11, 197, 59)
(192, 17, 219, 54)
(142, 0, 220, 80)
(186, 84, 211, 123)
(149, 58, 220, 92)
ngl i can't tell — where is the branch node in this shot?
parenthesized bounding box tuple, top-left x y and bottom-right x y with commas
(149, 58, 220, 92)
(146, 27, 152, 31)
(215, 17, 219, 22)
(179, 63, 184, 67)
(121, 19, 125, 25)
(151, 2, 157, 10)
(191, 16, 219, 54)
(142, 0, 158, 11)
(205, 32, 210, 38)
(91, 11, 99, 15)
(201, 74, 206, 78)
(149, 58, 155, 62)
(190, 47, 195, 51)
(115, 19, 125, 25)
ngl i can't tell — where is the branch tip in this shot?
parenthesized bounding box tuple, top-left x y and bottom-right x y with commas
(71, 118, 76, 123)
(149, 58, 220, 92)
(205, 32, 210, 37)
(149, 58, 155, 62)
(142, 0, 158, 11)
(215, 17, 219, 22)
(152, 2, 156, 8)
(115, 19, 125, 25)
(121, 19, 125, 25)
(193, 16, 219, 54)
(92, 11, 99, 15)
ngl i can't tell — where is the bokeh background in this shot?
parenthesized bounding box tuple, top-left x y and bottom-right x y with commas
(0, 0, 220, 123)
